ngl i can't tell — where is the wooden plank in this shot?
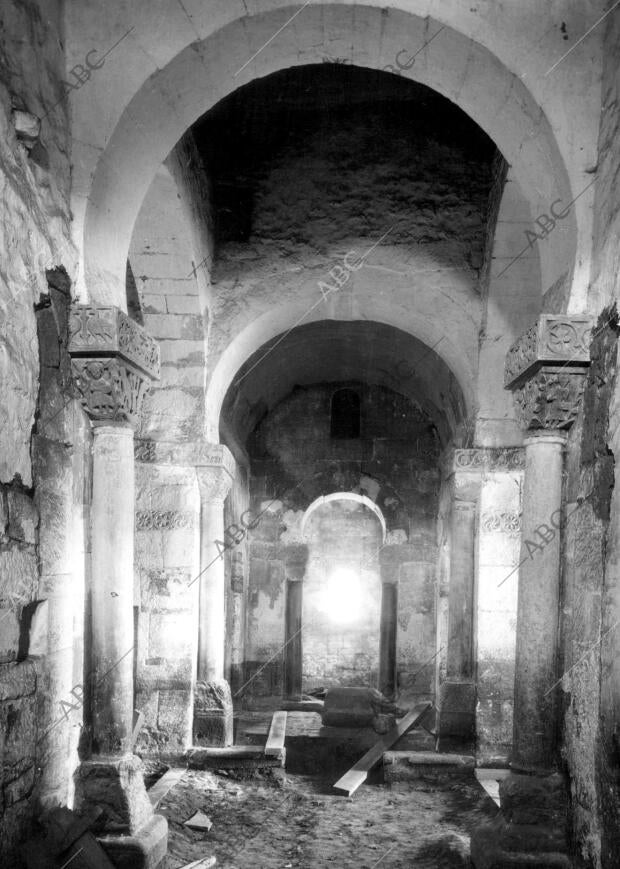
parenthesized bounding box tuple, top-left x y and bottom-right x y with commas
(188, 745, 264, 758)
(333, 702, 432, 796)
(179, 858, 216, 868)
(265, 711, 287, 757)
(148, 767, 185, 809)
(130, 710, 145, 750)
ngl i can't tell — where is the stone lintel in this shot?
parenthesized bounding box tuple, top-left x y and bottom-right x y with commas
(504, 314, 592, 389)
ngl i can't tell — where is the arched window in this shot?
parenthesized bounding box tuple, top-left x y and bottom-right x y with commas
(330, 388, 360, 439)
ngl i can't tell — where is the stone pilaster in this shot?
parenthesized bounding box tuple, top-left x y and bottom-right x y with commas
(69, 306, 167, 866)
(194, 445, 235, 746)
(472, 314, 591, 869)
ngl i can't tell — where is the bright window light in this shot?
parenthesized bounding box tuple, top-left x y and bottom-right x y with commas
(319, 567, 363, 623)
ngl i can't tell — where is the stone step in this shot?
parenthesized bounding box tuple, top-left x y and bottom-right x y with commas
(383, 750, 475, 784)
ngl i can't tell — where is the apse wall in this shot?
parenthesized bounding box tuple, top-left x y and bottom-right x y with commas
(241, 381, 440, 706)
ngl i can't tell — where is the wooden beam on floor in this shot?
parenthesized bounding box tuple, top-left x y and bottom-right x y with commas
(265, 711, 287, 757)
(332, 701, 432, 797)
(147, 767, 186, 809)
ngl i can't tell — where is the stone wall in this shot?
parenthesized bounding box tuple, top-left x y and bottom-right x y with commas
(0, 2, 79, 861)
(129, 167, 206, 444)
(557, 13, 620, 868)
(242, 382, 440, 704)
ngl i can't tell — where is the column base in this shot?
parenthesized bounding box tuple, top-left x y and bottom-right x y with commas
(471, 771, 572, 868)
(73, 754, 153, 835)
(99, 814, 168, 869)
(193, 678, 234, 746)
(437, 679, 476, 744)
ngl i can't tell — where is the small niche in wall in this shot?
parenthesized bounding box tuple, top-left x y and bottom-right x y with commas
(330, 388, 360, 439)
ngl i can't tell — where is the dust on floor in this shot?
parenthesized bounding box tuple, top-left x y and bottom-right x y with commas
(160, 769, 499, 868)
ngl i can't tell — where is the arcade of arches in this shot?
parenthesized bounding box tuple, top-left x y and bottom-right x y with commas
(1, 1, 620, 867)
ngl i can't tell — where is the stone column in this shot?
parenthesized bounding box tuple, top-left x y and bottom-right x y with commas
(439, 497, 477, 742)
(283, 544, 308, 699)
(90, 423, 135, 754)
(68, 306, 167, 865)
(472, 314, 591, 869)
(378, 546, 400, 699)
(194, 446, 235, 746)
(513, 432, 565, 771)
(229, 551, 246, 696)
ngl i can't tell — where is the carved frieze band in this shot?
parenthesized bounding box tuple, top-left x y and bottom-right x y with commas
(134, 440, 235, 479)
(136, 510, 195, 531)
(504, 315, 592, 388)
(69, 305, 160, 425)
(480, 511, 521, 534)
(441, 447, 525, 477)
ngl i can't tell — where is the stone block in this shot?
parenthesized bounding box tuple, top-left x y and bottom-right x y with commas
(6, 489, 38, 544)
(0, 546, 38, 610)
(438, 680, 476, 740)
(3, 763, 35, 807)
(499, 772, 570, 830)
(0, 487, 8, 534)
(156, 689, 191, 733)
(165, 294, 201, 315)
(193, 679, 233, 747)
(0, 659, 37, 701)
(99, 813, 168, 869)
(144, 313, 203, 341)
(471, 818, 571, 869)
(74, 755, 154, 835)
(148, 612, 193, 660)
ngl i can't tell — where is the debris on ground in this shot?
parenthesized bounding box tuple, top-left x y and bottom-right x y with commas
(184, 811, 214, 832)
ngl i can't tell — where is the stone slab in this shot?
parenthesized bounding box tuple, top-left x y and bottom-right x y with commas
(383, 750, 475, 783)
(99, 813, 168, 869)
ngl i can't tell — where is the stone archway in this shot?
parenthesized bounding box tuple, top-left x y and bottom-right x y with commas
(281, 493, 389, 699)
(74, 2, 584, 313)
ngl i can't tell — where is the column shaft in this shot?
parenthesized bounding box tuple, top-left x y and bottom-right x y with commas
(284, 580, 303, 698)
(90, 424, 135, 755)
(379, 582, 398, 699)
(512, 432, 565, 771)
(447, 501, 476, 679)
(198, 499, 226, 682)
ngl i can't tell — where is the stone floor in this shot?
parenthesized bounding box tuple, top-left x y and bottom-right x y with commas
(158, 768, 499, 868)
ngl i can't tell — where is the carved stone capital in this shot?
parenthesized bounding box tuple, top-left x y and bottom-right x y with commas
(505, 315, 591, 432)
(69, 305, 160, 426)
(504, 315, 591, 388)
(512, 367, 587, 431)
(196, 444, 235, 502)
